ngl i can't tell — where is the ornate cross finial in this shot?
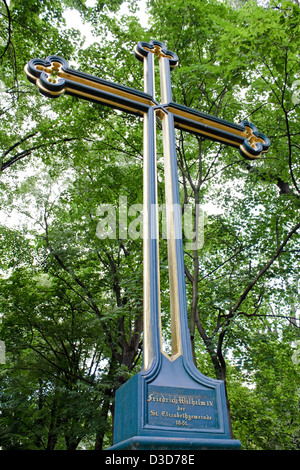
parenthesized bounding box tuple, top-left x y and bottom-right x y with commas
(240, 120, 271, 158)
(134, 39, 179, 68)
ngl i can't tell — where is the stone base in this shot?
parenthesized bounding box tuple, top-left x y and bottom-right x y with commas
(111, 356, 241, 452)
(109, 435, 241, 450)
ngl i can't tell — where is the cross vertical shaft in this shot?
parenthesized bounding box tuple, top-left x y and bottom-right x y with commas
(138, 42, 193, 369)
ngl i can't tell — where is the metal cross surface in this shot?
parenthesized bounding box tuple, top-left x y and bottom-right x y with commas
(25, 40, 270, 374)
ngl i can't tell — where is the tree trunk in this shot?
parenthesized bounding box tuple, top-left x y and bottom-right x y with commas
(46, 392, 60, 451)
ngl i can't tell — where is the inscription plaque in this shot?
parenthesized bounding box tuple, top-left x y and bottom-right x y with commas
(147, 385, 217, 429)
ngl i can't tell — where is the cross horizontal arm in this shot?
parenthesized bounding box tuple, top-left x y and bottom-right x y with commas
(25, 56, 154, 116)
(167, 102, 270, 160)
(25, 52, 270, 160)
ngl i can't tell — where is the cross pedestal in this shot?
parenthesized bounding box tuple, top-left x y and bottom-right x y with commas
(25, 39, 270, 450)
(110, 355, 241, 450)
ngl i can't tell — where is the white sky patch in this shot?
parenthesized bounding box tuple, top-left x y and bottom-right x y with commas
(62, 0, 149, 49)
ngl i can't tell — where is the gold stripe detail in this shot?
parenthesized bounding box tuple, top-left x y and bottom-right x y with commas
(239, 145, 261, 159)
(167, 105, 244, 139)
(25, 63, 154, 109)
(174, 120, 241, 148)
(58, 70, 153, 107)
(34, 78, 147, 116)
(64, 87, 146, 115)
(161, 111, 182, 361)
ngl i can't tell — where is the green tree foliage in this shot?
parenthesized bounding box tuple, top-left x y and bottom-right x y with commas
(0, 0, 299, 449)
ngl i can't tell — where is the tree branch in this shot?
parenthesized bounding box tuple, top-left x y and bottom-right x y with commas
(0, 0, 12, 61)
(230, 221, 300, 316)
(0, 137, 79, 171)
(241, 160, 300, 201)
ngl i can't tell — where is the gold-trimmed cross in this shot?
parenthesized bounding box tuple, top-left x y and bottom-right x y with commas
(25, 39, 270, 372)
